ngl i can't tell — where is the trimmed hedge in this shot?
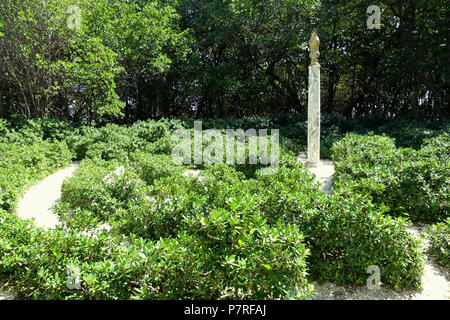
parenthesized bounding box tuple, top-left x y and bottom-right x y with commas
(332, 133, 449, 222)
(254, 166, 424, 289)
(60, 157, 424, 290)
(426, 219, 450, 269)
(0, 204, 311, 299)
(1, 123, 311, 299)
(3, 116, 447, 299)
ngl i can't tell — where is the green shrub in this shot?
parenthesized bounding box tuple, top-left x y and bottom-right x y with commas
(375, 119, 447, 150)
(168, 207, 311, 299)
(63, 156, 425, 290)
(111, 165, 245, 240)
(145, 135, 175, 155)
(0, 210, 133, 299)
(116, 161, 424, 290)
(65, 120, 174, 161)
(68, 124, 140, 161)
(55, 203, 105, 231)
(107, 165, 254, 240)
(3, 116, 443, 299)
(0, 141, 72, 211)
(426, 219, 450, 268)
(128, 153, 182, 186)
(84, 125, 138, 161)
(61, 160, 118, 218)
(1, 117, 79, 146)
(0, 204, 311, 299)
(332, 133, 449, 222)
(255, 166, 424, 289)
(61, 160, 149, 221)
(0, 119, 10, 138)
(65, 126, 102, 160)
(307, 186, 423, 289)
(115, 189, 312, 300)
(111, 175, 205, 240)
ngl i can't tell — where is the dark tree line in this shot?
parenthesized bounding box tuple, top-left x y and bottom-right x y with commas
(0, 0, 448, 122)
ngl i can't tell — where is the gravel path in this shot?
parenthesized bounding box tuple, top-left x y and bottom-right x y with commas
(16, 162, 79, 229)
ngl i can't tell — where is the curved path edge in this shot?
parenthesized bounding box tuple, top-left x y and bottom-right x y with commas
(1, 162, 80, 300)
(16, 162, 80, 229)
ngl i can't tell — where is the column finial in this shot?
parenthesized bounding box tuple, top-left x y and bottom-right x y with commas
(308, 29, 320, 65)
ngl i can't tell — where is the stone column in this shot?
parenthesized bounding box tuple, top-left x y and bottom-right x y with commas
(307, 30, 321, 167)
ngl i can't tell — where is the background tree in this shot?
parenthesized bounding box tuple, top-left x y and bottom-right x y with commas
(0, 0, 448, 121)
(0, 0, 124, 120)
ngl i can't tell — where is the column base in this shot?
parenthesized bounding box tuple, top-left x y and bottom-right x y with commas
(305, 161, 321, 168)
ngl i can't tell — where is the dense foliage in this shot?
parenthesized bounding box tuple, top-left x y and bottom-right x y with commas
(1, 0, 448, 300)
(426, 220, 450, 268)
(0, 205, 312, 299)
(53, 117, 427, 291)
(1, 0, 448, 120)
(1, 118, 313, 299)
(2, 116, 449, 299)
(0, 118, 72, 212)
(332, 133, 449, 222)
(56, 159, 425, 291)
(0, 0, 188, 121)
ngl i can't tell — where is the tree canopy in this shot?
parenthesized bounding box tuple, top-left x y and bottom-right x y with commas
(0, 0, 448, 121)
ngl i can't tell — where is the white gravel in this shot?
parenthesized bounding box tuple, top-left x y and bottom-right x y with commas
(16, 162, 80, 229)
(298, 152, 335, 194)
